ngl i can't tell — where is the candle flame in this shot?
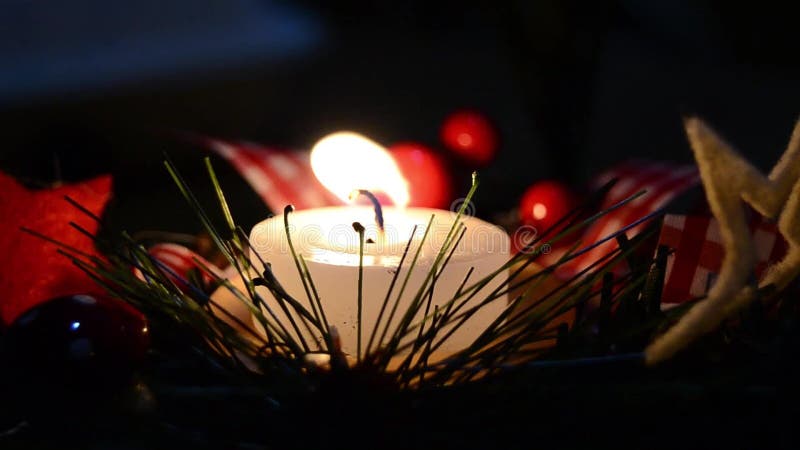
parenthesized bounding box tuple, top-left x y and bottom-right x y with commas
(310, 132, 409, 208)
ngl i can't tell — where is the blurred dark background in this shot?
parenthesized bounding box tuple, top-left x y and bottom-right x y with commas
(1, 0, 799, 235)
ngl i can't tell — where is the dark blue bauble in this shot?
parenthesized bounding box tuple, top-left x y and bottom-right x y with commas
(0, 294, 149, 425)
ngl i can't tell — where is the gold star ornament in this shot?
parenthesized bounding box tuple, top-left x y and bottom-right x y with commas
(645, 117, 800, 365)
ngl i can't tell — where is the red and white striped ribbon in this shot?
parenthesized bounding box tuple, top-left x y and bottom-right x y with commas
(207, 139, 342, 213)
(134, 243, 225, 289)
(540, 160, 700, 277)
(658, 214, 787, 304)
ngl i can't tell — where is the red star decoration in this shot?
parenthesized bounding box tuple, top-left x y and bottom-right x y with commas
(0, 171, 112, 325)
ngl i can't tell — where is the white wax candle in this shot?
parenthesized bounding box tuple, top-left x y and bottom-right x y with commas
(249, 206, 509, 359)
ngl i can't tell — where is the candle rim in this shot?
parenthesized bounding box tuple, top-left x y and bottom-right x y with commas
(250, 206, 510, 268)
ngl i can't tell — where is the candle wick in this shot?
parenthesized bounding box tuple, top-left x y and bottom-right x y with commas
(351, 189, 385, 232)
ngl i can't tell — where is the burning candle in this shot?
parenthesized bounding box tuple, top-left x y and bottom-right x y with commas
(248, 132, 509, 360)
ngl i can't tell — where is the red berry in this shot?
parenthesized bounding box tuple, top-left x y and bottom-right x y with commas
(440, 110, 499, 166)
(519, 180, 576, 234)
(389, 142, 452, 209)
